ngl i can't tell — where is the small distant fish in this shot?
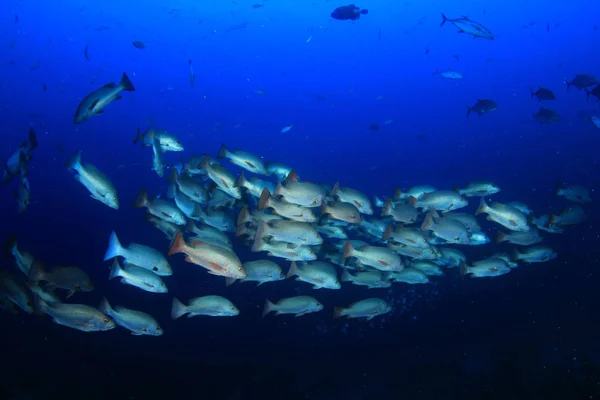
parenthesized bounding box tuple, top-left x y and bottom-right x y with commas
(432, 68, 463, 80)
(109, 259, 168, 293)
(104, 231, 173, 276)
(331, 4, 368, 21)
(262, 296, 323, 317)
(73, 72, 135, 124)
(42, 83, 47, 91)
(227, 22, 247, 32)
(255, 89, 267, 95)
(533, 107, 560, 124)
(467, 99, 498, 117)
(94, 26, 110, 31)
(556, 184, 591, 203)
(132, 40, 146, 49)
(84, 43, 90, 60)
(306, 36, 312, 43)
(334, 298, 392, 320)
(100, 297, 163, 336)
(440, 14, 494, 39)
(14, 13, 18, 23)
(530, 87, 555, 101)
(369, 123, 380, 131)
(252, 3, 263, 8)
(188, 60, 196, 88)
(281, 124, 293, 133)
(29, 61, 40, 71)
(28, 262, 94, 298)
(35, 297, 115, 332)
(512, 246, 557, 263)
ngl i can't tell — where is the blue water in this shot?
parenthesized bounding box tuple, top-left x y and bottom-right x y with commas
(1, 1, 600, 399)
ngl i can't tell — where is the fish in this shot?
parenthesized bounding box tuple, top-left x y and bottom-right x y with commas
(548, 205, 586, 226)
(266, 162, 293, 180)
(432, 68, 463, 80)
(132, 40, 146, 49)
(565, 74, 597, 90)
(496, 228, 542, 246)
(188, 60, 196, 88)
(321, 201, 362, 224)
(171, 296, 239, 318)
(84, 43, 90, 60)
(467, 99, 498, 116)
(343, 241, 403, 272)
(440, 14, 494, 39)
(226, 260, 284, 286)
(108, 259, 168, 293)
(381, 200, 418, 224)
(383, 226, 430, 248)
(257, 189, 317, 222)
(331, 4, 368, 21)
(15, 174, 30, 213)
(198, 157, 242, 199)
(437, 248, 467, 268)
(217, 144, 268, 175)
(193, 207, 235, 232)
(330, 182, 373, 215)
(251, 238, 317, 262)
(186, 221, 232, 246)
(475, 198, 529, 232)
(410, 260, 444, 276)
(456, 181, 500, 197)
(133, 128, 184, 152)
(556, 184, 591, 203)
(394, 186, 437, 201)
(287, 261, 340, 290)
(0, 270, 33, 313)
(333, 298, 391, 320)
(255, 220, 322, 246)
(443, 212, 481, 233)
(168, 232, 246, 279)
(65, 151, 119, 209)
(168, 170, 208, 204)
(5, 235, 35, 277)
(35, 297, 115, 332)
(460, 259, 511, 278)
(2, 128, 38, 184)
(386, 268, 429, 284)
(512, 246, 557, 263)
(274, 171, 326, 207)
(100, 297, 162, 336)
(28, 262, 94, 297)
(530, 87, 556, 101)
(421, 210, 471, 244)
(533, 107, 560, 124)
(410, 190, 468, 212)
(262, 296, 323, 317)
(281, 125, 293, 133)
(73, 72, 135, 124)
(104, 231, 172, 276)
(134, 188, 186, 225)
(150, 136, 165, 177)
(340, 270, 391, 289)
(236, 171, 276, 198)
(585, 85, 600, 101)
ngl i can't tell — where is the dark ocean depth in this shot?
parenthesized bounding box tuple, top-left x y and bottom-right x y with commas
(1, 1, 600, 399)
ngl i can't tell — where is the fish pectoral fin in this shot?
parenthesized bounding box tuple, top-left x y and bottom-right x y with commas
(131, 332, 143, 336)
(378, 260, 389, 266)
(88, 99, 99, 110)
(294, 311, 308, 317)
(312, 285, 323, 290)
(509, 220, 517, 226)
(208, 261, 225, 271)
(244, 161, 255, 168)
(114, 95, 123, 101)
(366, 316, 375, 321)
(66, 290, 75, 298)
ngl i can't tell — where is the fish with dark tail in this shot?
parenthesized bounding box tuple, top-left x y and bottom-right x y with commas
(331, 4, 368, 21)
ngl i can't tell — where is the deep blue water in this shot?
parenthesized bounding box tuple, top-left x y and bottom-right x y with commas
(1, 1, 600, 399)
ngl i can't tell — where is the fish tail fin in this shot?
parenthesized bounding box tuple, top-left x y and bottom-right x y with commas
(286, 261, 298, 279)
(108, 259, 123, 280)
(340, 270, 352, 283)
(382, 224, 393, 241)
(511, 249, 521, 261)
(496, 230, 507, 243)
(217, 144, 228, 159)
(255, 220, 269, 243)
(381, 198, 392, 217)
(459, 261, 469, 277)
(98, 297, 113, 316)
(333, 306, 344, 319)
(320, 199, 330, 218)
(262, 299, 274, 318)
(554, 182, 563, 197)
(171, 297, 187, 319)
(330, 181, 340, 197)
(104, 231, 123, 261)
(27, 260, 46, 284)
(133, 127, 144, 145)
(235, 170, 247, 188)
(392, 187, 403, 201)
(168, 231, 187, 256)
(284, 169, 298, 184)
(237, 206, 251, 226)
(258, 188, 271, 210)
(250, 228, 265, 252)
(547, 213, 557, 227)
(342, 240, 354, 259)
(133, 188, 149, 208)
(225, 277, 236, 287)
(28, 128, 38, 151)
(564, 79, 571, 90)
(475, 198, 488, 216)
(440, 13, 448, 27)
(119, 72, 135, 91)
(65, 150, 82, 171)
(185, 220, 197, 233)
(421, 210, 435, 231)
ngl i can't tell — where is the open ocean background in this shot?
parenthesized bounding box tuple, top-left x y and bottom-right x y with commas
(1, 0, 600, 399)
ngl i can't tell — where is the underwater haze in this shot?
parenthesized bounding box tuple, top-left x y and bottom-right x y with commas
(1, 0, 600, 399)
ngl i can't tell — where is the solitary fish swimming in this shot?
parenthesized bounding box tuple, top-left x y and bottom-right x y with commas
(73, 72, 135, 124)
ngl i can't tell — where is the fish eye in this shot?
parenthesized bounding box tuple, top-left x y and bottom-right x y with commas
(103, 318, 109, 323)
(156, 326, 162, 330)
(142, 328, 147, 332)
(153, 267, 158, 272)
(230, 306, 235, 310)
